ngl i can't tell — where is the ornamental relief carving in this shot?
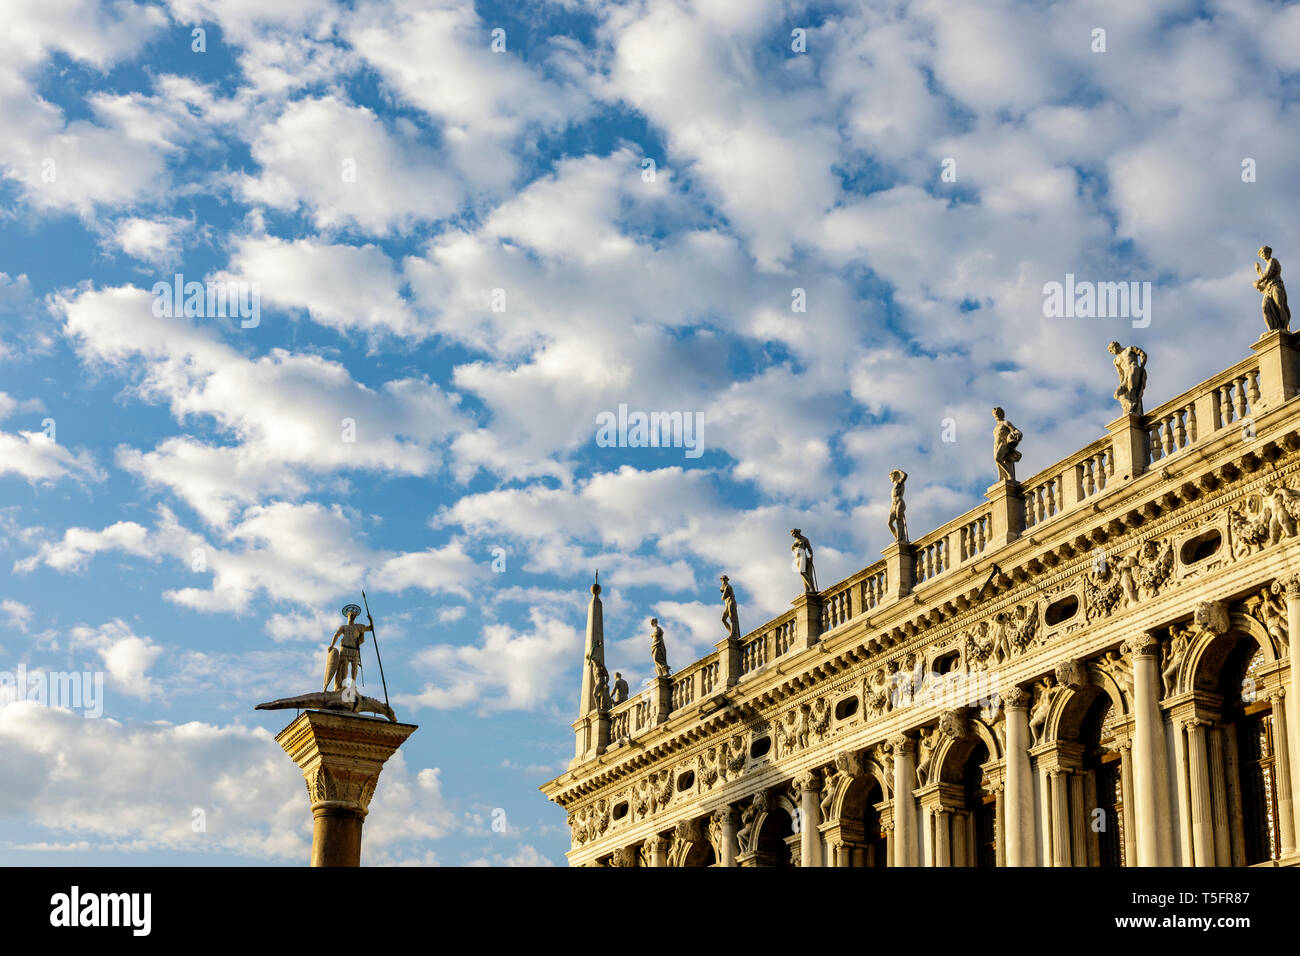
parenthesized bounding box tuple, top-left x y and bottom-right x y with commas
(1228, 481, 1300, 557)
(965, 601, 1039, 671)
(1240, 582, 1289, 656)
(1084, 537, 1173, 622)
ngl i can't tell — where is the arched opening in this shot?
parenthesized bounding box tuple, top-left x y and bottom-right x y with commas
(836, 774, 887, 866)
(1220, 640, 1282, 865)
(960, 741, 997, 867)
(754, 809, 795, 867)
(680, 840, 716, 867)
(1080, 693, 1124, 867)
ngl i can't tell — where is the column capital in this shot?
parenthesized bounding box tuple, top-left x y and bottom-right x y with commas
(888, 733, 916, 756)
(1122, 631, 1161, 658)
(1283, 575, 1300, 599)
(647, 833, 671, 853)
(712, 806, 737, 827)
(792, 769, 823, 794)
(1003, 685, 1032, 710)
(276, 711, 417, 819)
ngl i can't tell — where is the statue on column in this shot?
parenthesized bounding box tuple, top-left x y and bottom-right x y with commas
(255, 599, 396, 722)
(992, 407, 1023, 483)
(720, 575, 741, 641)
(1108, 341, 1148, 416)
(1254, 245, 1290, 333)
(650, 618, 670, 677)
(888, 469, 909, 544)
(790, 528, 817, 593)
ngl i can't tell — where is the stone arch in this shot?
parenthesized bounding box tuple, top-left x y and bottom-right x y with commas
(751, 791, 797, 867)
(933, 716, 1002, 785)
(1086, 659, 1131, 718)
(1043, 683, 1105, 746)
(1183, 613, 1274, 697)
(833, 768, 885, 823)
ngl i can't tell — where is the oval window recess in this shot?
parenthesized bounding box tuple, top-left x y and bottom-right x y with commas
(834, 696, 860, 720)
(612, 801, 629, 820)
(932, 651, 960, 675)
(1045, 596, 1079, 626)
(749, 736, 771, 759)
(676, 771, 695, 792)
(1181, 530, 1222, 565)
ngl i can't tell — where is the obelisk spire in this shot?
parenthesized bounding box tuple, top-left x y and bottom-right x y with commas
(579, 571, 604, 716)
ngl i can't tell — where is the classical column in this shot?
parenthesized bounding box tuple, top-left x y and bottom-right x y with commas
(794, 771, 823, 868)
(714, 808, 738, 867)
(993, 786, 1006, 867)
(1284, 579, 1300, 813)
(1069, 771, 1087, 865)
(648, 834, 669, 867)
(275, 711, 417, 867)
(1050, 771, 1071, 866)
(891, 734, 918, 866)
(1004, 686, 1035, 866)
(1118, 738, 1138, 866)
(1208, 725, 1232, 866)
(1185, 718, 1215, 866)
(934, 808, 952, 867)
(1171, 718, 1193, 866)
(1126, 632, 1173, 866)
(1270, 693, 1298, 857)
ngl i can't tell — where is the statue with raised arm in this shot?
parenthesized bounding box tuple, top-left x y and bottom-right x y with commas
(888, 469, 909, 544)
(720, 575, 741, 641)
(650, 618, 670, 677)
(992, 407, 1023, 483)
(790, 528, 817, 594)
(1108, 341, 1148, 416)
(1255, 245, 1291, 333)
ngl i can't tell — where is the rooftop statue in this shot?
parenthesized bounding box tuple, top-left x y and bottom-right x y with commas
(1255, 245, 1290, 333)
(888, 469, 909, 544)
(1108, 341, 1148, 416)
(256, 597, 396, 722)
(790, 528, 817, 593)
(992, 407, 1023, 483)
(650, 618, 670, 677)
(720, 575, 741, 641)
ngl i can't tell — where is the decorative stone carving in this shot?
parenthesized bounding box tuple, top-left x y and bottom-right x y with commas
(724, 735, 747, 776)
(1254, 245, 1290, 332)
(697, 747, 720, 793)
(1161, 627, 1193, 698)
(1243, 582, 1289, 652)
(720, 575, 741, 641)
(992, 406, 1023, 483)
(791, 528, 817, 593)
(1096, 649, 1134, 704)
(1002, 684, 1031, 710)
(1028, 678, 1062, 746)
(652, 769, 673, 812)
(1085, 539, 1173, 622)
(1055, 658, 1088, 691)
(736, 792, 768, 853)
(938, 709, 967, 741)
(1109, 341, 1148, 416)
(609, 845, 637, 868)
(1230, 482, 1300, 557)
(863, 669, 891, 718)
(888, 469, 909, 544)
(650, 618, 670, 677)
(810, 697, 832, 738)
(819, 765, 839, 818)
(915, 728, 937, 786)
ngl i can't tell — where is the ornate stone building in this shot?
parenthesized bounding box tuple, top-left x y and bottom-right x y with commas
(541, 331, 1300, 867)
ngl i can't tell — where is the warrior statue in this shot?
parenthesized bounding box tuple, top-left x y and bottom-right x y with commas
(255, 599, 396, 722)
(791, 528, 817, 594)
(325, 603, 370, 692)
(650, 618, 670, 677)
(1108, 341, 1148, 416)
(992, 407, 1023, 483)
(1255, 245, 1290, 333)
(720, 575, 741, 641)
(888, 469, 909, 544)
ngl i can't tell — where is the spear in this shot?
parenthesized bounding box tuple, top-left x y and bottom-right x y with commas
(361, 589, 390, 709)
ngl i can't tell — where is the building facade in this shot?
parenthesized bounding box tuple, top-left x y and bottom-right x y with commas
(541, 331, 1300, 867)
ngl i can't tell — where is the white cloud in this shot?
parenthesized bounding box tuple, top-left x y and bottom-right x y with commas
(2, 600, 32, 633)
(68, 619, 164, 700)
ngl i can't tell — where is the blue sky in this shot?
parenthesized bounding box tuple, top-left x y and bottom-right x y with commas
(1, 0, 1298, 865)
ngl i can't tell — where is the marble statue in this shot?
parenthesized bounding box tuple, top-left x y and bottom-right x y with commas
(589, 654, 613, 711)
(1108, 341, 1148, 416)
(650, 618, 670, 677)
(611, 671, 629, 704)
(325, 603, 370, 692)
(992, 407, 1023, 483)
(790, 528, 817, 594)
(720, 575, 741, 641)
(1255, 245, 1290, 333)
(888, 469, 909, 544)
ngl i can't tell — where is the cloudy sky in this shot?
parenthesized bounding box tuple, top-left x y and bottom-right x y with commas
(1, 0, 1297, 865)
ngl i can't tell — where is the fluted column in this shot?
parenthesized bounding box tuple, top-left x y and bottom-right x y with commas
(934, 808, 951, 867)
(1208, 725, 1231, 866)
(1050, 771, 1071, 866)
(993, 785, 1006, 867)
(1127, 632, 1173, 866)
(1271, 693, 1298, 857)
(891, 734, 917, 866)
(1284, 579, 1300, 814)
(794, 771, 823, 868)
(715, 808, 738, 867)
(1118, 738, 1138, 866)
(1004, 687, 1034, 866)
(1185, 718, 1214, 866)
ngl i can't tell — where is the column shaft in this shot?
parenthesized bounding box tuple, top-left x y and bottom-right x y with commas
(1186, 721, 1215, 866)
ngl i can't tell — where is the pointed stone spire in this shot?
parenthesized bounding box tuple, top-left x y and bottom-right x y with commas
(578, 571, 605, 716)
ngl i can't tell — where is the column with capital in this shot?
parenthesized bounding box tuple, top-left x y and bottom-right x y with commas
(1003, 685, 1035, 866)
(793, 771, 823, 868)
(890, 734, 918, 866)
(1283, 578, 1300, 840)
(1270, 693, 1298, 857)
(1125, 632, 1174, 866)
(713, 807, 738, 867)
(1117, 737, 1139, 866)
(648, 833, 670, 867)
(1185, 718, 1215, 866)
(1049, 771, 1071, 866)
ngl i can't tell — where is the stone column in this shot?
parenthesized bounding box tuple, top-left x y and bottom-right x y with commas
(1050, 771, 1071, 866)
(275, 711, 417, 867)
(648, 834, 669, 867)
(1004, 686, 1034, 866)
(934, 808, 951, 867)
(714, 808, 738, 867)
(1068, 772, 1087, 864)
(795, 771, 823, 868)
(1185, 718, 1215, 866)
(1271, 693, 1298, 857)
(1118, 738, 1139, 866)
(891, 734, 918, 866)
(1208, 725, 1232, 866)
(1284, 579, 1300, 830)
(1126, 632, 1173, 866)
(993, 786, 1006, 867)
